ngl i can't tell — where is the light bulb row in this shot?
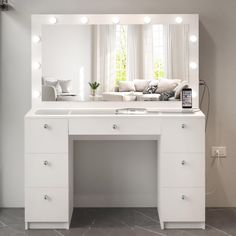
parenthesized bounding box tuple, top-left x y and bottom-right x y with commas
(32, 61, 197, 70)
(47, 16, 186, 25)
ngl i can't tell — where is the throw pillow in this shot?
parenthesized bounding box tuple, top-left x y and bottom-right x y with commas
(134, 79, 151, 92)
(143, 84, 158, 94)
(58, 80, 72, 93)
(118, 81, 135, 92)
(159, 91, 175, 101)
(156, 78, 179, 93)
(44, 80, 62, 95)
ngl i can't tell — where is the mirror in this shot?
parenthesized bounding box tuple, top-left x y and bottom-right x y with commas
(41, 24, 190, 102)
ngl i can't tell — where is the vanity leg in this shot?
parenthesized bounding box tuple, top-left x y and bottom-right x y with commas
(160, 221, 164, 230)
(25, 222, 28, 230)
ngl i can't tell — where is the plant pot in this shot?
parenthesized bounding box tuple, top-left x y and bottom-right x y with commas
(91, 90, 96, 96)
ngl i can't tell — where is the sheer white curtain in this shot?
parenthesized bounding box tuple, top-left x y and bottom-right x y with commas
(127, 25, 142, 80)
(164, 24, 189, 80)
(93, 25, 116, 92)
(142, 25, 154, 80)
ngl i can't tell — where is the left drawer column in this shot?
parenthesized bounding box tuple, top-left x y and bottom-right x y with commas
(25, 118, 70, 229)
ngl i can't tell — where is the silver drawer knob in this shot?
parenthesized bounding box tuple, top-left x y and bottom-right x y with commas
(44, 195, 49, 200)
(43, 160, 49, 166)
(43, 124, 49, 129)
(181, 195, 185, 200)
(181, 124, 186, 129)
(181, 160, 186, 165)
(113, 124, 118, 130)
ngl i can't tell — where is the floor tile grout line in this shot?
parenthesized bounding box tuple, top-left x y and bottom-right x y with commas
(0, 220, 8, 227)
(133, 210, 160, 223)
(206, 223, 233, 236)
(54, 229, 65, 236)
(135, 225, 167, 236)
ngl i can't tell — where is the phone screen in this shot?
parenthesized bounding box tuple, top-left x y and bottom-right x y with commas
(182, 88, 192, 108)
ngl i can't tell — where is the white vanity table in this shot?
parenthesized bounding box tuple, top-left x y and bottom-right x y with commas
(25, 14, 205, 230)
(25, 108, 205, 230)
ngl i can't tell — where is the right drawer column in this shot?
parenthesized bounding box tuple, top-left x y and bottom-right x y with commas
(159, 117, 205, 229)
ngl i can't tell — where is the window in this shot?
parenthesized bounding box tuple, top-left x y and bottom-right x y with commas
(114, 25, 165, 84)
(115, 25, 127, 85)
(153, 25, 165, 80)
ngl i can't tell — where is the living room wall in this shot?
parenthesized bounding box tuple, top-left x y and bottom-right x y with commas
(0, 0, 236, 207)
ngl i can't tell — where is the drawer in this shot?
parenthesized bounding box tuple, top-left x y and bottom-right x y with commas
(25, 155, 68, 187)
(25, 188, 68, 222)
(161, 118, 205, 152)
(69, 117, 161, 135)
(25, 119, 68, 153)
(161, 187, 205, 222)
(160, 153, 205, 187)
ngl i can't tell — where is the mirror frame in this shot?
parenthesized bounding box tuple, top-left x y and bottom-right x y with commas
(31, 14, 199, 109)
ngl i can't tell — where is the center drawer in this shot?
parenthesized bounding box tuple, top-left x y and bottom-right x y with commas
(25, 154, 68, 187)
(69, 117, 161, 135)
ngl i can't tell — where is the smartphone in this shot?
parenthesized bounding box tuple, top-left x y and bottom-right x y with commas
(182, 88, 192, 109)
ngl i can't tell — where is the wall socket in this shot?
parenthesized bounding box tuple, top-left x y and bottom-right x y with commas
(211, 146, 227, 158)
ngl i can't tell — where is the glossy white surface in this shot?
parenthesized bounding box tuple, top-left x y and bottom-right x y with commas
(25, 109, 205, 230)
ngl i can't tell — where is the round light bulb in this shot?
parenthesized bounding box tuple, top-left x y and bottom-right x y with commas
(190, 35, 198, 43)
(112, 17, 120, 24)
(80, 16, 89, 24)
(48, 17, 57, 24)
(144, 16, 152, 24)
(32, 35, 41, 44)
(33, 90, 41, 98)
(175, 16, 183, 24)
(189, 62, 197, 70)
(33, 62, 41, 70)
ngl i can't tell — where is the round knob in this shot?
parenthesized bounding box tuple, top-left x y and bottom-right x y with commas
(113, 124, 118, 130)
(44, 195, 49, 200)
(43, 160, 49, 166)
(181, 124, 186, 129)
(181, 160, 186, 165)
(181, 195, 185, 200)
(43, 124, 49, 129)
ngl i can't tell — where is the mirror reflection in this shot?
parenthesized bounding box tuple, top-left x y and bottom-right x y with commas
(42, 24, 189, 102)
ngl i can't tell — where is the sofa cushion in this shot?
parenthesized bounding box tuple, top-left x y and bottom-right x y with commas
(44, 80, 62, 95)
(134, 79, 150, 92)
(118, 81, 135, 92)
(137, 93, 160, 101)
(156, 78, 180, 93)
(58, 80, 72, 93)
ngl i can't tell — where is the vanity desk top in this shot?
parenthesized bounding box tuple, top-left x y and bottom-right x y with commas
(25, 108, 205, 118)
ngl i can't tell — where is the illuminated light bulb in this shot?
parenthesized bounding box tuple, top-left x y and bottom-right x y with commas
(175, 16, 183, 24)
(80, 16, 89, 24)
(112, 17, 120, 24)
(143, 16, 152, 24)
(33, 62, 41, 70)
(189, 62, 197, 70)
(33, 90, 40, 98)
(190, 35, 197, 43)
(32, 35, 41, 44)
(48, 17, 57, 24)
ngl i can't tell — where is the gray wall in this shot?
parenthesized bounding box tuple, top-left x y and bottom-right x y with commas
(0, 0, 236, 207)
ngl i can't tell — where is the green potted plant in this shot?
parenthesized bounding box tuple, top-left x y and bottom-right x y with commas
(89, 82, 100, 96)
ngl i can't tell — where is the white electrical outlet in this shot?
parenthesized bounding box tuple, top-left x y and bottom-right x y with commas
(211, 146, 227, 157)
